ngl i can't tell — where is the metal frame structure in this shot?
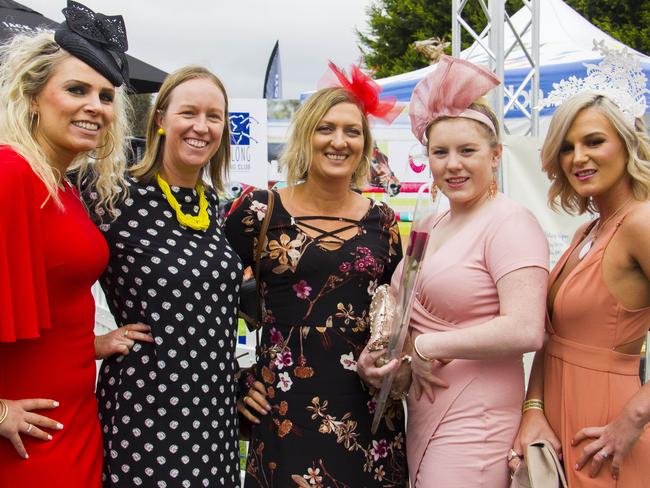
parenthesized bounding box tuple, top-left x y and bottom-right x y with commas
(452, 0, 650, 384)
(451, 0, 540, 136)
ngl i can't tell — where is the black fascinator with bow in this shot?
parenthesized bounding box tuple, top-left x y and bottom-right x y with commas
(54, 0, 129, 87)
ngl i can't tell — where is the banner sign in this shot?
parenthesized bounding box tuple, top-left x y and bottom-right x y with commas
(229, 98, 268, 189)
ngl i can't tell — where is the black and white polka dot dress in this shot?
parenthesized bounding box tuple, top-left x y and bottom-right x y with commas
(88, 176, 243, 487)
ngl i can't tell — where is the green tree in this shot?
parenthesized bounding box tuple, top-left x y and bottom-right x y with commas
(127, 93, 153, 137)
(564, 0, 650, 55)
(359, 0, 649, 78)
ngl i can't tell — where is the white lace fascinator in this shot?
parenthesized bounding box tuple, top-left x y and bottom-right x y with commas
(540, 40, 649, 125)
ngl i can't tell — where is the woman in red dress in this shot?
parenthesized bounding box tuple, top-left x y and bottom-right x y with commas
(0, 2, 134, 486)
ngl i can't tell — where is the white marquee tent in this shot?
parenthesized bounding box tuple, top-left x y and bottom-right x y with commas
(373, 0, 650, 132)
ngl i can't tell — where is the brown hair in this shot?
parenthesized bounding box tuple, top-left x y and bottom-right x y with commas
(131, 65, 230, 191)
(425, 98, 500, 150)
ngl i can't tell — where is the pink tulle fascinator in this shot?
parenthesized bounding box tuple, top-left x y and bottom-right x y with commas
(318, 61, 404, 124)
(409, 55, 500, 145)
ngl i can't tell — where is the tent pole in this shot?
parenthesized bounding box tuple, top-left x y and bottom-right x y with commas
(530, 0, 541, 137)
(451, 0, 541, 139)
(452, 0, 461, 57)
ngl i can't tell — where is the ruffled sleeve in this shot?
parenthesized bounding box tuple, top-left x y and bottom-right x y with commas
(0, 148, 52, 342)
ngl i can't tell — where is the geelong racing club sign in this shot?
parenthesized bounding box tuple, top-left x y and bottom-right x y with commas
(228, 99, 268, 188)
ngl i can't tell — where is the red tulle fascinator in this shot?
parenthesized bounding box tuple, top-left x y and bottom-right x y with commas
(318, 62, 403, 124)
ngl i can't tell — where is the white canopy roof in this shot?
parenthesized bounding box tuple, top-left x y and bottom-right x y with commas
(371, 0, 650, 117)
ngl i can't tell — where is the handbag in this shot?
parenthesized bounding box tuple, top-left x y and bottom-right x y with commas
(238, 190, 274, 332)
(367, 284, 397, 354)
(510, 439, 568, 488)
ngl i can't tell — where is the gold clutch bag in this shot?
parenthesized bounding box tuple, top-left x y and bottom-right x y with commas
(368, 284, 397, 354)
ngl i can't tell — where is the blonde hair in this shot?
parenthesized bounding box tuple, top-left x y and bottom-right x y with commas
(0, 32, 130, 216)
(280, 87, 372, 189)
(131, 66, 230, 191)
(426, 98, 500, 149)
(541, 93, 650, 214)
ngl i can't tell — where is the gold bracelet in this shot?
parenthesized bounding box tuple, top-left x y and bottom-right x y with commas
(413, 335, 434, 362)
(522, 399, 544, 413)
(0, 400, 8, 425)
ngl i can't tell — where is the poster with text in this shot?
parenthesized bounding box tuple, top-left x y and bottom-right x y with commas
(229, 98, 268, 189)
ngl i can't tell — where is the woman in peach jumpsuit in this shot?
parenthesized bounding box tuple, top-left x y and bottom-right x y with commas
(512, 91, 650, 486)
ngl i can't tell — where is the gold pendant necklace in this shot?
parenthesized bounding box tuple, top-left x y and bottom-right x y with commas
(156, 174, 210, 231)
(578, 197, 633, 260)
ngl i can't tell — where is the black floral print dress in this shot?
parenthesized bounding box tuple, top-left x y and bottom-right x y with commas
(225, 190, 408, 488)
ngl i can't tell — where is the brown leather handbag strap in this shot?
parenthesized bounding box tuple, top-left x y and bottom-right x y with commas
(254, 190, 274, 320)
(250, 190, 274, 356)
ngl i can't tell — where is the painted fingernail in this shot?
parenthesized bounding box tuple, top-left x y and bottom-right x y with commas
(52, 401, 59, 407)
(24, 454, 29, 459)
(47, 434, 52, 440)
(56, 423, 64, 430)
(575, 464, 579, 470)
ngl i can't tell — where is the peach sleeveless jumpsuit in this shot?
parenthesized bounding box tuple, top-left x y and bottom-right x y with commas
(545, 212, 650, 487)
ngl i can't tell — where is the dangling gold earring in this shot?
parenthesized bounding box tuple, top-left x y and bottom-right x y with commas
(157, 127, 165, 136)
(430, 181, 439, 202)
(488, 172, 498, 198)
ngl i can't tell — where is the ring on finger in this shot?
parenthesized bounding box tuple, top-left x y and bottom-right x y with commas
(507, 448, 522, 462)
(599, 449, 609, 459)
(26, 423, 33, 434)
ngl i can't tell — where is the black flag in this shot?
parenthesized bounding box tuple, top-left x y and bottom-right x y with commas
(263, 40, 282, 99)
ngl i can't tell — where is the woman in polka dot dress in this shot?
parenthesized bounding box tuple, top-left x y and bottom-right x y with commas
(85, 67, 243, 487)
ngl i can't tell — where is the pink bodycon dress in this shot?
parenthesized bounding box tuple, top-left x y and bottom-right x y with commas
(399, 194, 548, 487)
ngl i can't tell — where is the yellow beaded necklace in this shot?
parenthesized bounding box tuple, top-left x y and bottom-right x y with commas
(156, 174, 210, 231)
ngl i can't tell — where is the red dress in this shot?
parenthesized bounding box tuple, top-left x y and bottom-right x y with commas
(0, 147, 108, 487)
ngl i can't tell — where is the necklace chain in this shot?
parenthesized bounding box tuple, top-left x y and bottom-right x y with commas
(578, 197, 633, 260)
(156, 174, 210, 231)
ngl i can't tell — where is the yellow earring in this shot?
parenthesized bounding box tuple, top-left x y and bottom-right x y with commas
(157, 127, 165, 136)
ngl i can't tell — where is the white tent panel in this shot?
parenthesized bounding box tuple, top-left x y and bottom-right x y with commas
(367, 0, 650, 120)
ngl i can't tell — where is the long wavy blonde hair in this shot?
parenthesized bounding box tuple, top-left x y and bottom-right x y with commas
(130, 66, 231, 191)
(0, 32, 130, 217)
(542, 93, 650, 214)
(280, 87, 372, 189)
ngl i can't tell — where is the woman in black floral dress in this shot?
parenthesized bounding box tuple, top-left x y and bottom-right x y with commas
(225, 79, 408, 487)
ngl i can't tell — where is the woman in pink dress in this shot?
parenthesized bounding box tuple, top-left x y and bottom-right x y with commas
(359, 56, 549, 487)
